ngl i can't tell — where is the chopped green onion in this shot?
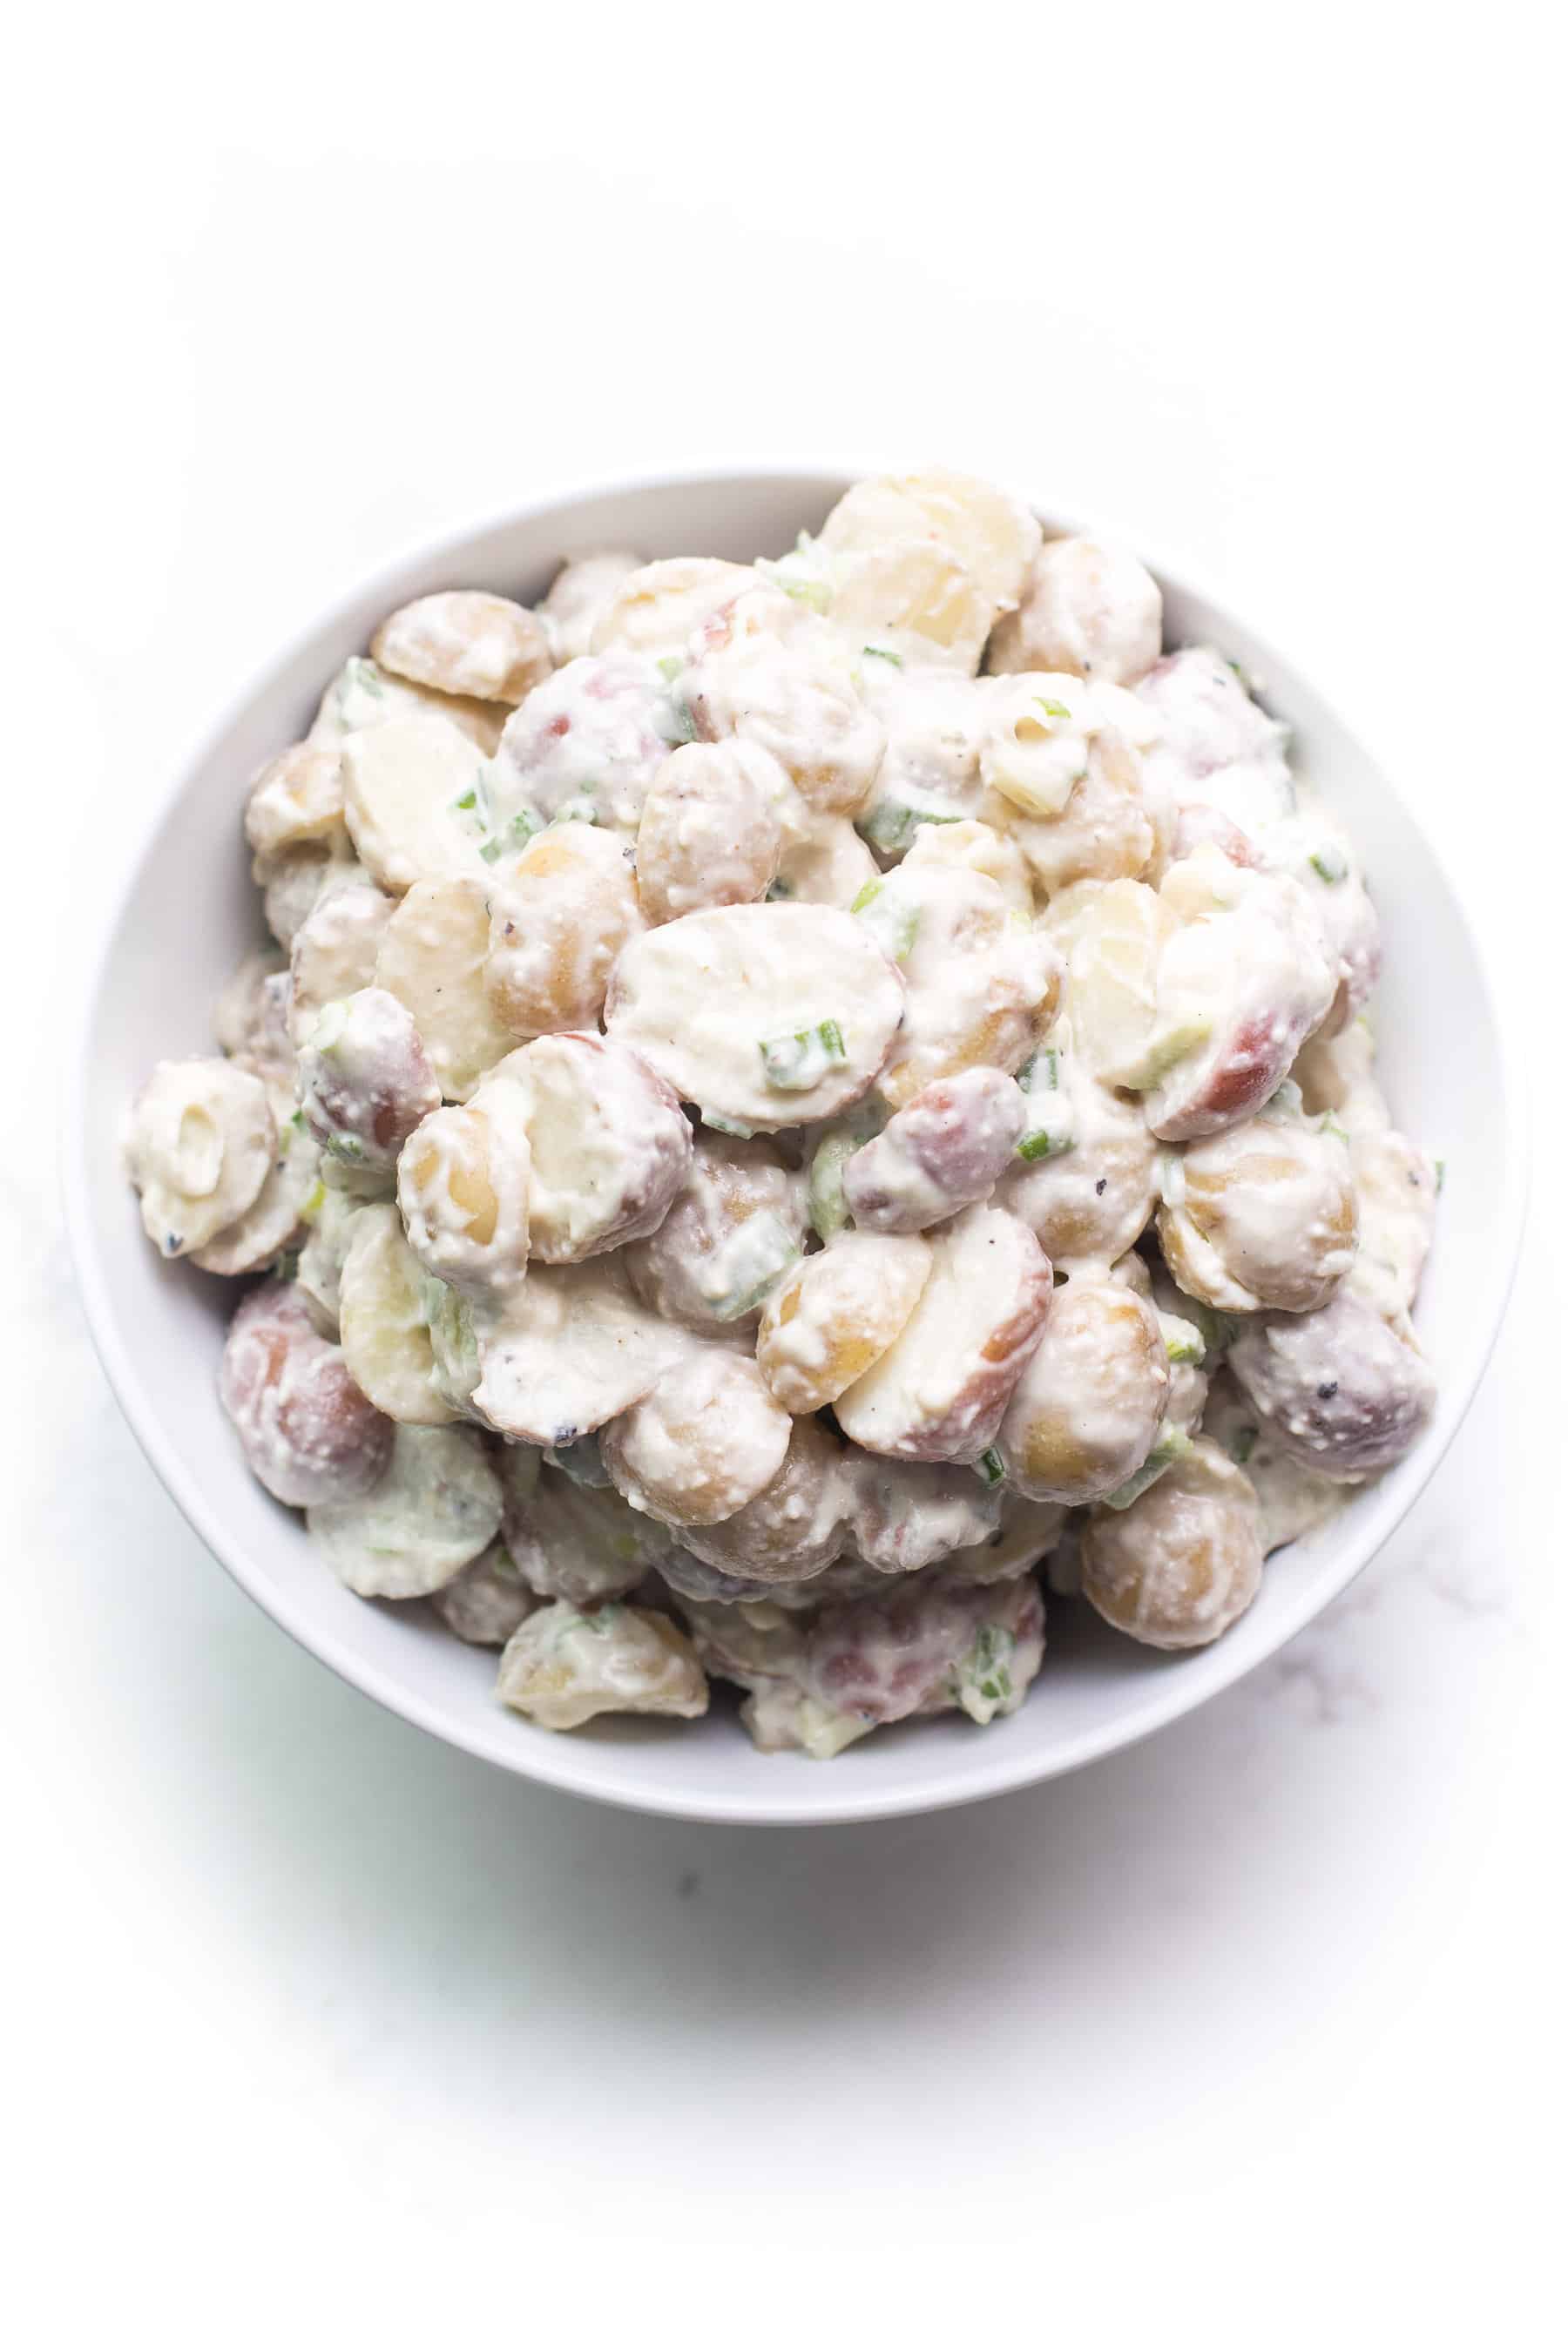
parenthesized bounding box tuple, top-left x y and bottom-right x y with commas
(299, 1179, 327, 1223)
(656, 654, 683, 681)
(1434, 1157, 1446, 1193)
(1162, 1315, 1206, 1366)
(1016, 1127, 1071, 1163)
(808, 1131, 859, 1240)
(1309, 845, 1348, 884)
(1102, 1426, 1192, 1511)
(853, 879, 920, 964)
(1229, 1425, 1259, 1466)
(759, 1019, 848, 1091)
(268, 1246, 301, 1283)
(858, 800, 964, 855)
(1018, 1046, 1059, 1094)
(1122, 1016, 1213, 1091)
(862, 645, 902, 667)
(781, 576, 831, 614)
(1033, 696, 1072, 720)
(454, 788, 477, 810)
(706, 1212, 801, 1321)
(478, 837, 504, 863)
(327, 1133, 364, 1163)
(289, 1108, 306, 1131)
(700, 1110, 755, 1138)
(662, 698, 700, 747)
(976, 1447, 1006, 1487)
(1321, 1113, 1350, 1146)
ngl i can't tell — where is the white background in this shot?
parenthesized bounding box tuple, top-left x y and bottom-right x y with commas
(5, 5, 1564, 2342)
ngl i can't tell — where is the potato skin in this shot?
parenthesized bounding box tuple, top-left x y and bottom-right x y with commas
(1228, 1289, 1436, 1481)
(997, 1277, 1168, 1504)
(1081, 1436, 1263, 1649)
(834, 1205, 1053, 1463)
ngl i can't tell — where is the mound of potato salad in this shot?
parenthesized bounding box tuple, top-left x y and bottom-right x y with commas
(125, 470, 1439, 1758)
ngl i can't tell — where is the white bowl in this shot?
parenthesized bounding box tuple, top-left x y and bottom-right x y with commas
(64, 468, 1525, 1827)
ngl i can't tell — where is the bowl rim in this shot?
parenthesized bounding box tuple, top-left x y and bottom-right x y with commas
(61, 463, 1530, 1827)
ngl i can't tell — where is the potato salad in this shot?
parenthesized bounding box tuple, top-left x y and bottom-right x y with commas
(125, 469, 1439, 1760)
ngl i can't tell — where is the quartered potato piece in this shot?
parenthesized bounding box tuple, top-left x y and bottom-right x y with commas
(806, 1567, 1045, 1728)
(997, 1274, 1167, 1504)
(497, 1602, 707, 1731)
(860, 862, 1059, 1110)
(1135, 647, 1294, 848)
(213, 950, 292, 1077)
(755, 1232, 933, 1412)
(988, 535, 1163, 687)
(819, 466, 1040, 618)
(260, 843, 363, 950)
(624, 1132, 805, 1335)
(1202, 1369, 1349, 1556)
(471, 1256, 684, 1448)
(500, 1451, 673, 1609)
(337, 1201, 456, 1426)
(295, 1182, 366, 1337)
(1157, 1104, 1358, 1315)
(588, 557, 758, 659)
(853, 666, 990, 848)
(190, 1105, 321, 1279)
(992, 1022, 1159, 1268)
(769, 811, 881, 908)
(683, 589, 887, 819)
(634, 739, 787, 923)
(675, 1414, 854, 1584)
(841, 1067, 1028, 1232)
(499, 1031, 692, 1262)
(841, 1454, 1001, 1574)
(219, 1281, 394, 1507)
(602, 1349, 792, 1526)
(1081, 1436, 1263, 1648)
(245, 742, 352, 871)
(341, 713, 498, 894)
(826, 538, 995, 673)
(397, 1089, 532, 1301)
(296, 987, 441, 1173)
(1138, 848, 1338, 1140)
(125, 1058, 276, 1257)
(371, 591, 552, 706)
(902, 814, 1032, 916)
(375, 876, 517, 1100)
(288, 880, 394, 1046)
(604, 902, 904, 1132)
(835, 1204, 1052, 1463)
(537, 551, 644, 666)
(490, 652, 679, 836)
(431, 1539, 537, 1646)
(484, 821, 645, 1037)
(308, 654, 506, 755)
(1228, 1288, 1436, 1481)
(308, 1423, 504, 1598)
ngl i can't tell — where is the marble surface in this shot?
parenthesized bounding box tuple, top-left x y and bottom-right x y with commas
(8, 13, 1564, 2339)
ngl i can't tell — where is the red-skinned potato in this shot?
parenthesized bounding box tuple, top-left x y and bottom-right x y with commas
(841, 1067, 1028, 1232)
(997, 1275, 1168, 1504)
(219, 1281, 394, 1506)
(835, 1204, 1053, 1463)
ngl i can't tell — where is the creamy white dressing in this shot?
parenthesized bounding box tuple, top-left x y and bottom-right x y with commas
(131, 464, 1438, 1756)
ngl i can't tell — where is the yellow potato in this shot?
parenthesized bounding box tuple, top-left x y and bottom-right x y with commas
(997, 1277, 1168, 1504)
(485, 821, 645, 1037)
(756, 1233, 933, 1411)
(1081, 1437, 1263, 1649)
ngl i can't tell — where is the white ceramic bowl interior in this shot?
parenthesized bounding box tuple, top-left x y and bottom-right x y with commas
(65, 469, 1524, 1825)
